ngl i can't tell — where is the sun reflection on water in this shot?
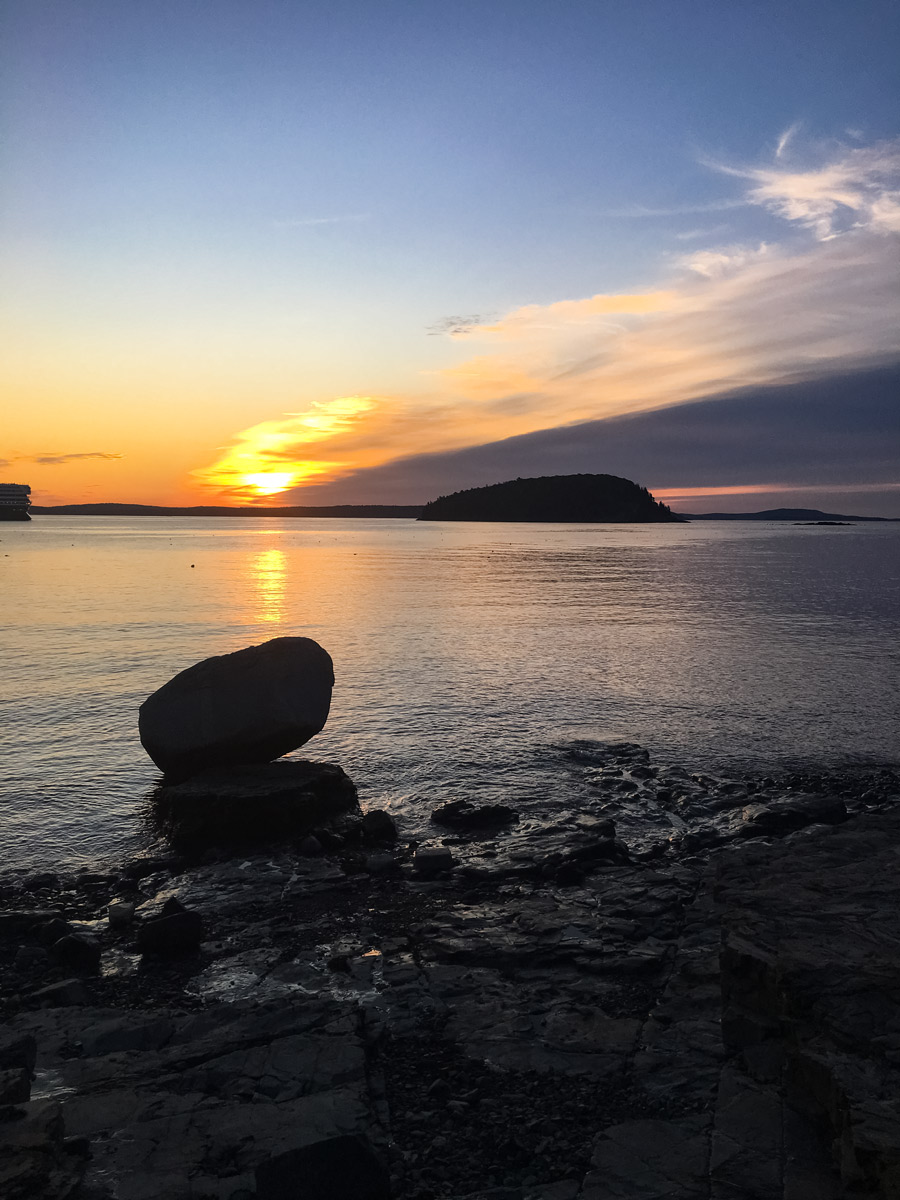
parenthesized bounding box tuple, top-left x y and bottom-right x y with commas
(252, 548, 287, 624)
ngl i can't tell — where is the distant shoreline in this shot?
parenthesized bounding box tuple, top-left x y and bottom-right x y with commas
(30, 503, 424, 518)
(28, 502, 899, 522)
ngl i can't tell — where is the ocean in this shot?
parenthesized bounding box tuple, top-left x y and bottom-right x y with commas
(1, 515, 898, 871)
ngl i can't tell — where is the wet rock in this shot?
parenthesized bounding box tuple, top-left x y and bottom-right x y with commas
(152, 760, 359, 849)
(21, 872, 59, 893)
(255, 1134, 390, 1200)
(30, 978, 89, 1007)
(107, 900, 136, 929)
(35, 918, 70, 946)
(0, 1100, 84, 1200)
(365, 853, 398, 875)
(0, 1033, 36, 1073)
(414, 847, 454, 876)
(137, 904, 204, 957)
(431, 801, 520, 830)
(0, 1067, 31, 1104)
(139, 635, 334, 778)
(362, 809, 399, 842)
(50, 934, 101, 973)
(739, 792, 847, 836)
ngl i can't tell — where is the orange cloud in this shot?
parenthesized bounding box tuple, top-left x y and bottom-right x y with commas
(192, 396, 378, 499)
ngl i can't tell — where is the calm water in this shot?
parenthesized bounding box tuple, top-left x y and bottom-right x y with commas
(1, 516, 898, 870)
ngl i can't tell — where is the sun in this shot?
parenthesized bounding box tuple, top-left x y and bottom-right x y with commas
(242, 472, 295, 496)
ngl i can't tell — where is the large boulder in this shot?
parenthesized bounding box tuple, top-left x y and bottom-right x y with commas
(139, 637, 333, 778)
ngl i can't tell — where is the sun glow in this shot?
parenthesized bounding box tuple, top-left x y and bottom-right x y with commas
(243, 472, 296, 495)
(193, 396, 377, 500)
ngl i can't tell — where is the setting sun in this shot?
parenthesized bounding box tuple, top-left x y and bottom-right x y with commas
(242, 472, 296, 496)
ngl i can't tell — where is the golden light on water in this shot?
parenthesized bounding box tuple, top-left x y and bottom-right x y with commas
(251, 547, 287, 623)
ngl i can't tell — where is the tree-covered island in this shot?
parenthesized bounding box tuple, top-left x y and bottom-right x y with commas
(418, 473, 683, 522)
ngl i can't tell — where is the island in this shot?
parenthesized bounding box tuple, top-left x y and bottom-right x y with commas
(418, 473, 683, 522)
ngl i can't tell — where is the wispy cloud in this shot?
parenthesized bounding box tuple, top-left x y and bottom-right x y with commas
(272, 214, 369, 229)
(427, 314, 491, 336)
(775, 120, 803, 160)
(596, 198, 747, 219)
(4, 451, 124, 466)
(710, 137, 900, 239)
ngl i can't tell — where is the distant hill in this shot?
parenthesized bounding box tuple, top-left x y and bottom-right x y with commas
(418, 474, 682, 522)
(682, 508, 898, 522)
(31, 503, 423, 518)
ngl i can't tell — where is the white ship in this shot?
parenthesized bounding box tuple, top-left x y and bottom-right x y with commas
(0, 483, 31, 521)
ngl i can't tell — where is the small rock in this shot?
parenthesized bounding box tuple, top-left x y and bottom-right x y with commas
(13, 946, 48, 971)
(50, 934, 101, 973)
(0, 1033, 37, 1073)
(298, 834, 324, 857)
(431, 800, 520, 829)
(0, 1067, 31, 1104)
(255, 1134, 390, 1200)
(365, 853, 397, 875)
(107, 900, 136, 929)
(362, 809, 399, 842)
(137, 908, 204, 957)
(414, 846, 454, 876)
(31, 978, 89, 1007)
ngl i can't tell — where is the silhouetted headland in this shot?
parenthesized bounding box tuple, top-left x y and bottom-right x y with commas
(418, 474, 682, 522)
(684, 507, 898, 521)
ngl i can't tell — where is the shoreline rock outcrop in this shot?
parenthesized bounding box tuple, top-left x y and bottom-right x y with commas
(138, 637, 334, 779)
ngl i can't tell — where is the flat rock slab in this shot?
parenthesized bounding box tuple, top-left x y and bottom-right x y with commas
(152, 760, 359, 848)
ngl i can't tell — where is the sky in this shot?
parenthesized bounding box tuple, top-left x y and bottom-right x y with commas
(2, 0, 899, 514)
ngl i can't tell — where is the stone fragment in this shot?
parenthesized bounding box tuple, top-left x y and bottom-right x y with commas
(431, 800, 520, 829)
(0, 1067, 31, 1104)
(414, 846, 454, 876)
(153, 761, 359, 848)
(0, 1033, 37, 1073)
(0, 1099, 84, 1200)
(50, 934, 101, 973)
(30, 978, 89, 1007)
(107, 900, 136, 929)
(137, 908, 204, 957)
(740, 793, 847, 836)
(255, 1134, 390, 1200)
(361, 809, 399, 841)
(139, 635, 334, 778)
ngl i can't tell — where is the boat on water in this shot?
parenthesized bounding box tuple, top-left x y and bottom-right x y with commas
(0, 483, 31, 521)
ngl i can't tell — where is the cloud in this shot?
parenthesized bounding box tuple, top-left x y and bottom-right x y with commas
(712, 137, 900, 239)
(775, 120, 803, 160)
(192, 396, 380, 498)
(286, 365, 900, 512)
(189, 133, 900, 504)
(427, 315, 490, 336)
(3, 451, 124, 466)
(272, 214, 369, 229)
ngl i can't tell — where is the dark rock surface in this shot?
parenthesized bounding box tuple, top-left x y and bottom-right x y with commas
(0, 748, 898, 1198)
(432, 801, 520, 829)
(151, 760, 360, 849)
(138, 636, 334, 778)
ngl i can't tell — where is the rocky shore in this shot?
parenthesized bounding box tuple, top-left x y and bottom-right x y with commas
(2, 747, 899, 1200)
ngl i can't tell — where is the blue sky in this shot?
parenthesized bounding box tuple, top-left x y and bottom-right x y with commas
(2, 1, 899, 511)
